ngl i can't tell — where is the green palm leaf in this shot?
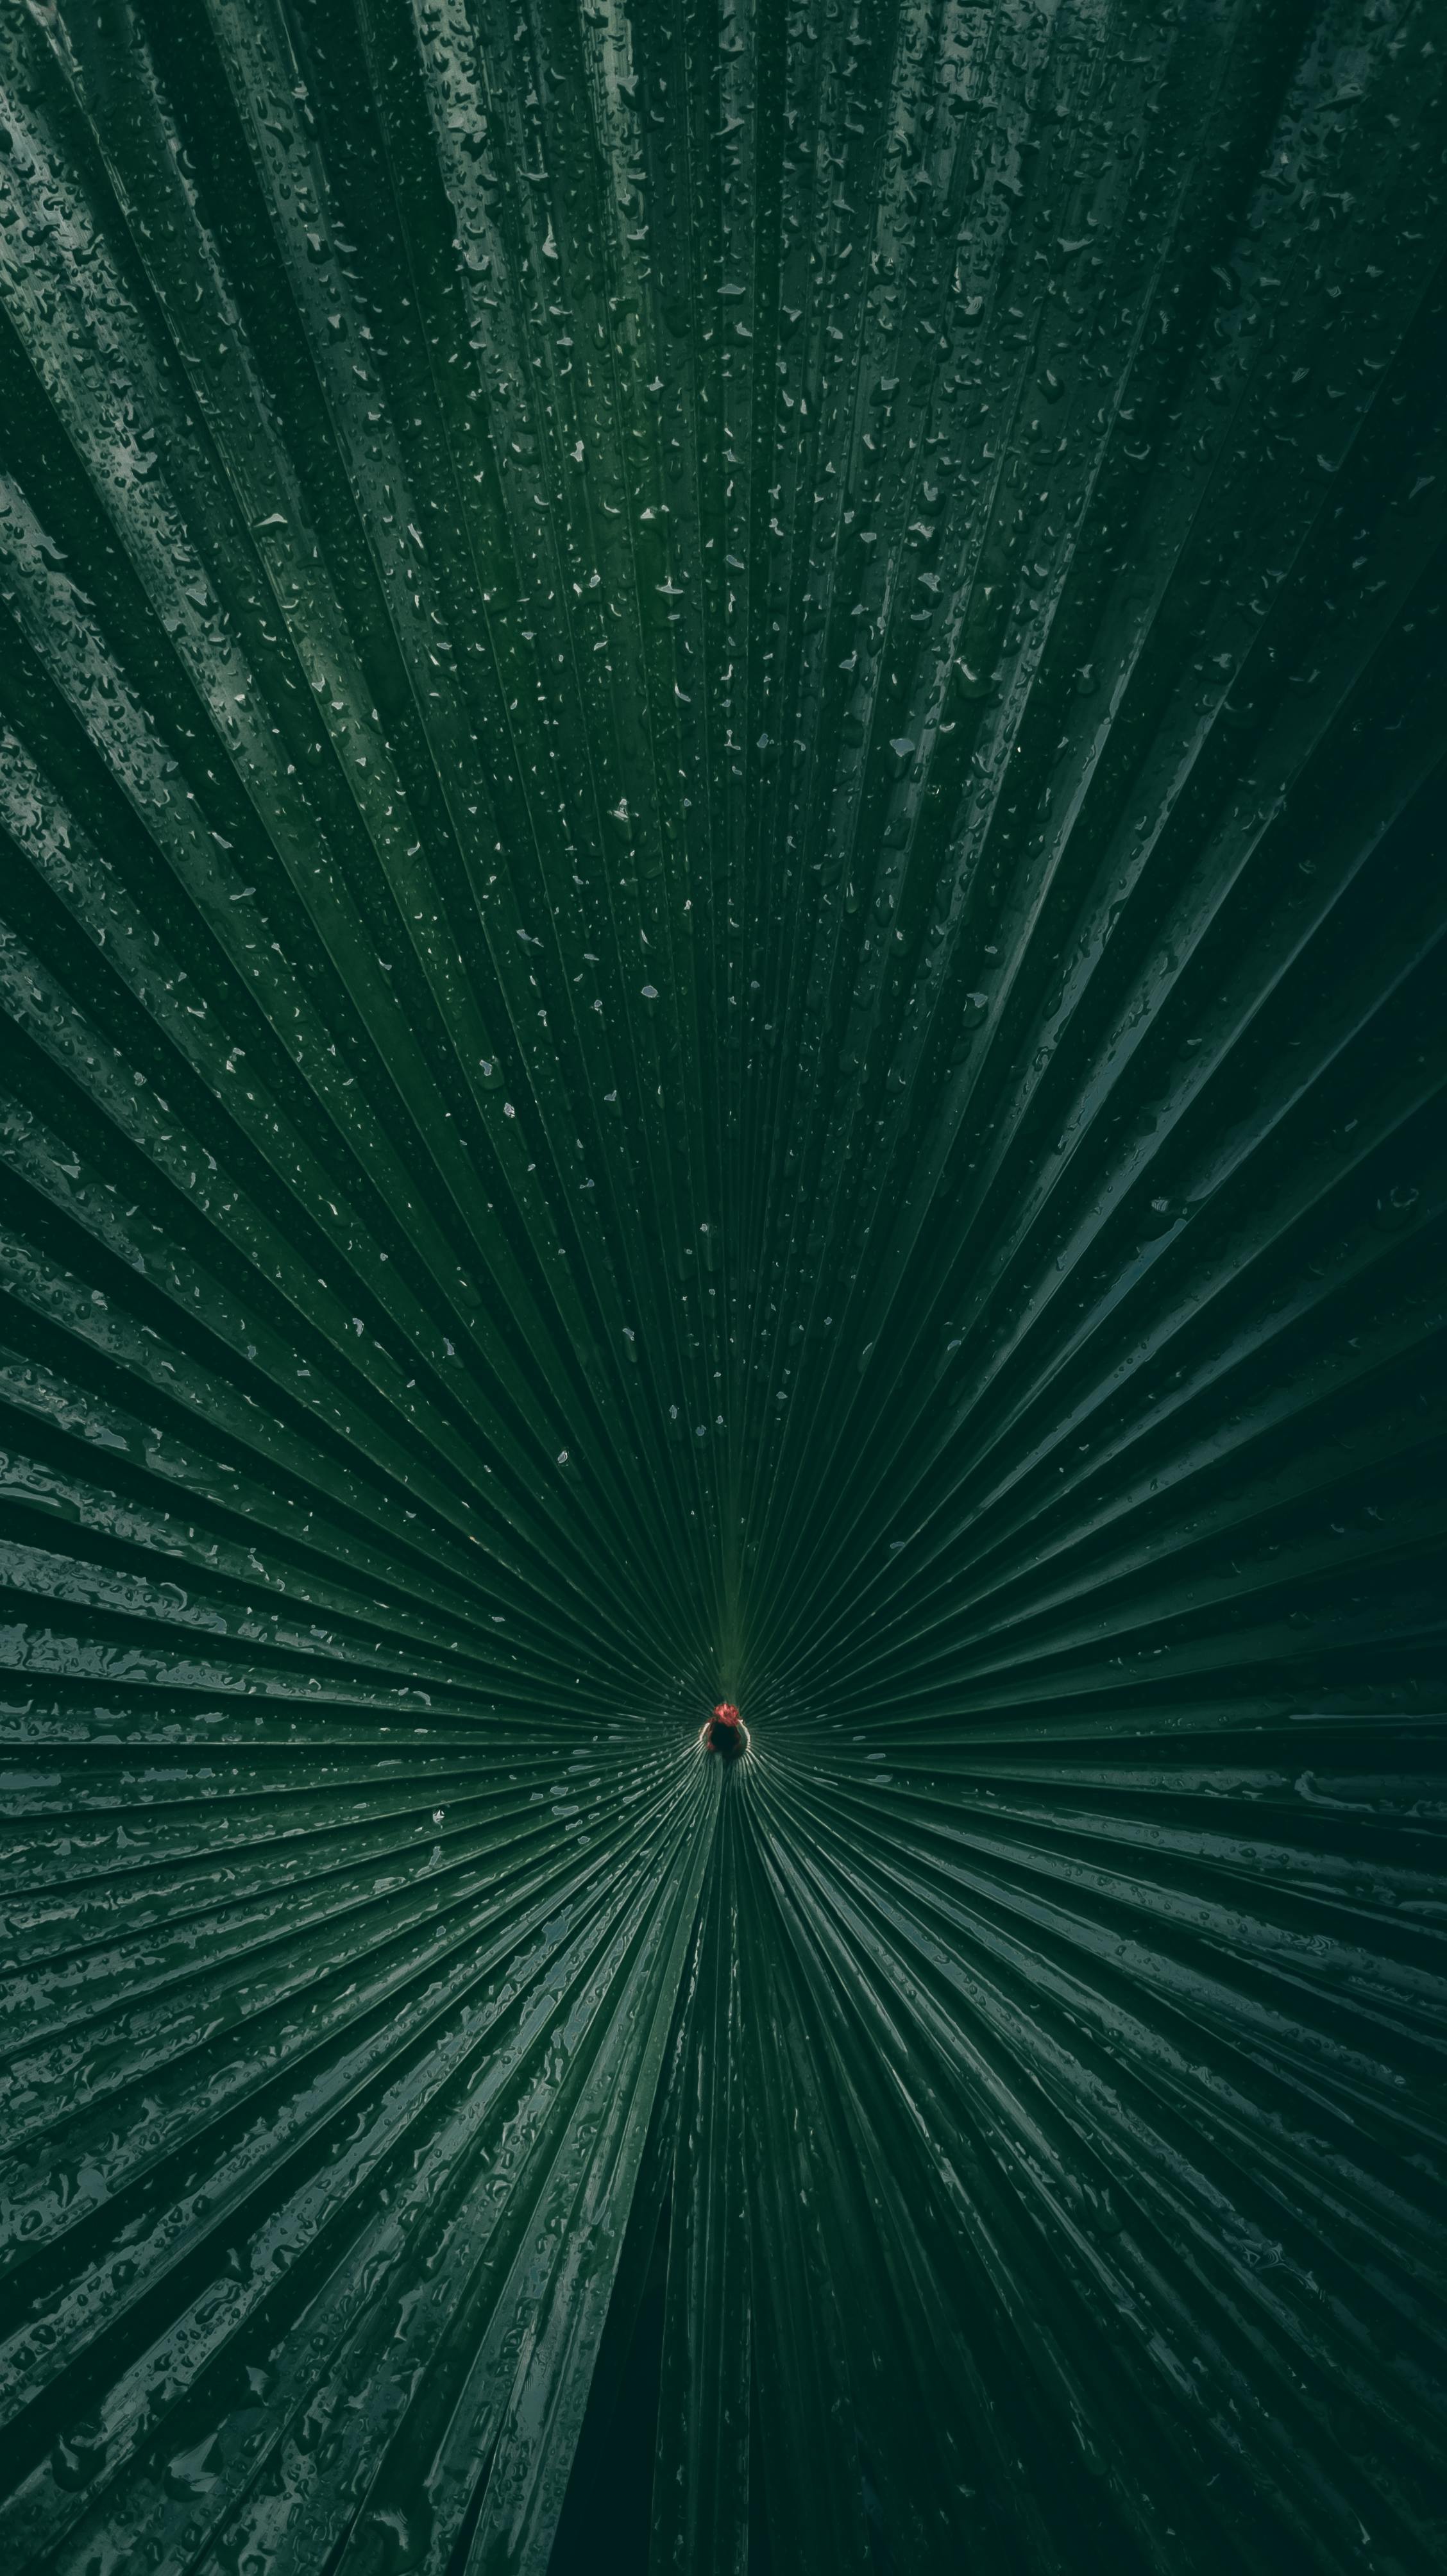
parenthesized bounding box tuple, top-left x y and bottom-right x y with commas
(1, 3, 1444, 2570)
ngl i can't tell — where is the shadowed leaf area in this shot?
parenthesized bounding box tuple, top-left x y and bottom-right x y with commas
(1, 1, 1444, 2570)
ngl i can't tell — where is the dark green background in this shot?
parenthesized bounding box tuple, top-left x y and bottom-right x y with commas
(1, 0, 1444, 2569)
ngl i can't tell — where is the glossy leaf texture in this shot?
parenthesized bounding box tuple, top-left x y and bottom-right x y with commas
(1, 1, 1445, 2570)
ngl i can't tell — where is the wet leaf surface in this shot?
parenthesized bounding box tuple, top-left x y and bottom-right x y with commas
(1, 2, 1444, 2571)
